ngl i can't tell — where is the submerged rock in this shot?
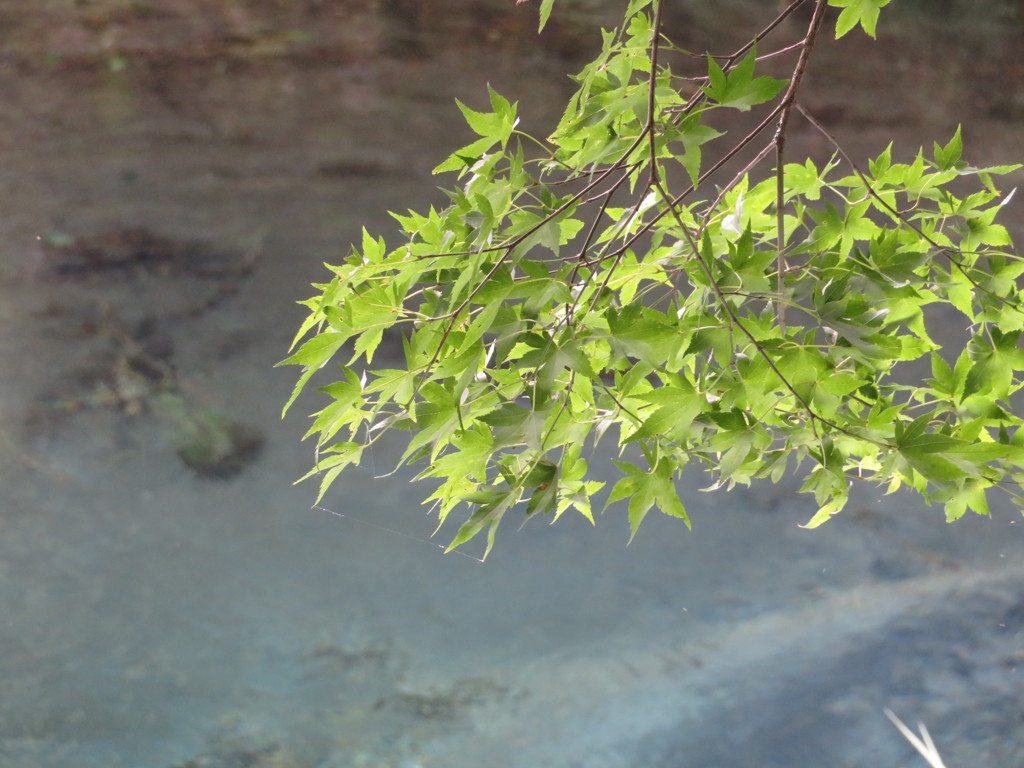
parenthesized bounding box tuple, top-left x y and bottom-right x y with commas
(160, 395, 264, 479)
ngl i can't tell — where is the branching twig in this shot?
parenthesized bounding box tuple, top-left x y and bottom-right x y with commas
(796, 103, 1024, 316)
(773, 0, 829, 334)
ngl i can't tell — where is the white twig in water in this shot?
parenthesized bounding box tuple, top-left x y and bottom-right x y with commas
(885, 709, 949, 768)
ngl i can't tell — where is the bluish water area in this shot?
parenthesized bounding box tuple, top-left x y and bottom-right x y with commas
(0, 4, 1021, 767)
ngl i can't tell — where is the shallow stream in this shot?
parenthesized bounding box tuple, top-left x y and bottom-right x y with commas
(0, 3, 1022, 766)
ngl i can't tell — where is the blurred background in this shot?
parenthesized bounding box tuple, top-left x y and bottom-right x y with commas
(0, 2, 1022, 767)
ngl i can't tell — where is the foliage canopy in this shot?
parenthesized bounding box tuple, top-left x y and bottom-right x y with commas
(283, 0, 1023, 558)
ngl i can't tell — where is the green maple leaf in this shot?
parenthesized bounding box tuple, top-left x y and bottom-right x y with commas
(830, 0, 893, 39)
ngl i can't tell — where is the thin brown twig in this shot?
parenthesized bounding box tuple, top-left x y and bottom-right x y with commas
(647, 0, 667, 186)
(575, 0, 668, 320)
(773, 0, 829, 334)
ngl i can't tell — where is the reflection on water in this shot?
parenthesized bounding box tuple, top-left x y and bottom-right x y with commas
(0, 2, 1021, 766)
